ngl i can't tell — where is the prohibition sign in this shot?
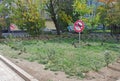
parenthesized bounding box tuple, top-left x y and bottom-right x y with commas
(74, 20, 84, 33)
(74, 20, 84, 45)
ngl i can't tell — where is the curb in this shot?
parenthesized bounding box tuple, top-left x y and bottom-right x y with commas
(0, 55, 38, 81)
(116, 80, 120, 81)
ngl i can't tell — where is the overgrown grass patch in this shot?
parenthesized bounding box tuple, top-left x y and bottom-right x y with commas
(0, 36, 120, 78)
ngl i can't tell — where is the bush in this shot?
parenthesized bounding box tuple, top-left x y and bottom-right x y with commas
(10, 0, 45, 36)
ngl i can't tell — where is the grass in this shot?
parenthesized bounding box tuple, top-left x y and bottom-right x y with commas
(0, 35, 120, 78)
(92, 29, 111, 33)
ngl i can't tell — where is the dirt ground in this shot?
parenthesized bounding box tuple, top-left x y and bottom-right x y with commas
(8, 58, 120, 81)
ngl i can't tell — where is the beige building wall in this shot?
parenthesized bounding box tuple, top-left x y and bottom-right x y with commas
(45, 20, 55, 29)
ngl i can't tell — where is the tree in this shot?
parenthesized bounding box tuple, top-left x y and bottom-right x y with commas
(107, 0, 120, 34)
(10, 0, 45, 36)
(45, 0, 73, 35)
(73, 0, 99, 33)
(0, 0, 14, 37)
(0, 0, 14, 30)
(96, 0, 120, 43)
(59, 0, 100, 34)
(98, 0, 120, 34)
(58, 0, 74, 32)
(45, 0, 61, 35)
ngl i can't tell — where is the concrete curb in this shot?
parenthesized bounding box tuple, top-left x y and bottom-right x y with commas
(0, 55, 38, 81)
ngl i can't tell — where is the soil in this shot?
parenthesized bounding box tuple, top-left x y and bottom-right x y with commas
(8, 58, 120, 81)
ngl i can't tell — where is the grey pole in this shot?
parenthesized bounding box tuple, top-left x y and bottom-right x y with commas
(79, 32, 80, 44)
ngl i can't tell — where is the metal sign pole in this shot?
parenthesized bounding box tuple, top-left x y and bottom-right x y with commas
(74, 20, 84, 46)
(79, 32, 80, 44)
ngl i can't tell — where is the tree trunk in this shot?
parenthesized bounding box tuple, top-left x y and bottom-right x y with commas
(111, 24, 120, 34)
(101, 24, 105, 45)
(0, 28, 2, 38)
(52, 17, 60, 35)
(49, 0, 61, 35)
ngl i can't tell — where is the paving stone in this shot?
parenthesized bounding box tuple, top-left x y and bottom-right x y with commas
(0, 60, 25, 81)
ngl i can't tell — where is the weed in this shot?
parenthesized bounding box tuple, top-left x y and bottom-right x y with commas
(104, 50, 111, 67)
(1, 36, 120, 78)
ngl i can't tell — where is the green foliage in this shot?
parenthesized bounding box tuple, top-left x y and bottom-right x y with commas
(73, 0, 100, 33)
(0, 24, 2, 38)
(108, 0, 120, 25)
(73, 0, 92, 17)
(97, 0, 120, 26)
(104, 51, 111, 66)
(45, 0, 74, 32)
(0, 0, 14, 28)
(0, 4, 4, 13)
(97, 5, 108, 26)
(10, 0, 45, 36)
(59, 11, 73, 25)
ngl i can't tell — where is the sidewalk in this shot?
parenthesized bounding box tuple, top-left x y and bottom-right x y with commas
(0, 55, 38, 81)
(0, 60, 25, 81)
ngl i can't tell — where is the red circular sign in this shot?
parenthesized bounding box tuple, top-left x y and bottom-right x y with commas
(74, 20, 84, 33)
(10, 24, 16, 31)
